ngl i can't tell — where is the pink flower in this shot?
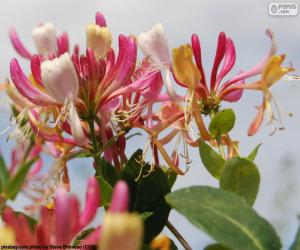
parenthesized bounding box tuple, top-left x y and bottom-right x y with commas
(2, 177, 100, 245)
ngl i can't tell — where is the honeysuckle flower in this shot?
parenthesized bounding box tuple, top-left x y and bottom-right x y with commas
(138, 23, 181, 100)
(32, 22, 58, 58)
(234, 54, 294, 136)
(100, 213, 143, 250)
(41, 52, 79, 104)
(10, 22, 69, 60)
(86, 23, 112, 59)
(2, 177, 100, 246)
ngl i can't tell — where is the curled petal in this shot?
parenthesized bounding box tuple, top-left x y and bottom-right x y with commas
(222, 72, 244, 102)
(227, 29, 277, 84)
(210, 32, 227, 90)
(9, 28, 32, 59)
(248, 104, 265, 136)
(216, 38, 236, 87)
(191, 34, 206, 86)
(30, 55, 43, 85)
(10, 58, 56, 106)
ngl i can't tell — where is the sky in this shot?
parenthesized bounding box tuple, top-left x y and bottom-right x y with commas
(0, 0, 300, 249)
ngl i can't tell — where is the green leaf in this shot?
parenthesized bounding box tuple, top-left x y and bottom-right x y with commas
(290, 224, 300, 250)
(0, 154, 9, 193)
(199, 140, 225, 179)
(72, 228, 95, 246)
(96, 157, 120, 187)
(163, 167, 177, 189)
(121, 149, 171, 243)
(6, 158, 37, 199)
(209, 109, 236, 137)
(204, 243, 232, 250)
(96, 175, 113, 208)
(247, 144, 262, 162)
(141, 212, 154, 221)
(220, 157, 260, 206)
(166, 186, 281, 250)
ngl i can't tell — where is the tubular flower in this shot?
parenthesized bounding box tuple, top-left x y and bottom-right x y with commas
(32, 22, 58, 58)
(86, 23, 112, 59)
(138, 23, 182, 100)
(10, 22, 69, 60)
(238, 55, 294, 136)
(2, 177, 100, 246)
(173, 29, 276, 116)
(100, 213, 143, 250)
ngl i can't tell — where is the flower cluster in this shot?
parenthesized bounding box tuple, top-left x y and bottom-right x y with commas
(0, 11, 297, 250)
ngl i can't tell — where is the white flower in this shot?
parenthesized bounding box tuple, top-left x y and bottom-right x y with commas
(41, 52, 79, 104)
(32, 22, 57, 57)
(138, 23, 171, 67)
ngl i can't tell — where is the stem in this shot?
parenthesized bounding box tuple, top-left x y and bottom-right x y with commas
(217, 135, 226, 160)
(166, 221, 192, 250)
(88, 118, 102, 176)
(0, 196, 6, 214)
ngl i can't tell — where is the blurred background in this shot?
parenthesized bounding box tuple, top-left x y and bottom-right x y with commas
(0, 0, 300, 249)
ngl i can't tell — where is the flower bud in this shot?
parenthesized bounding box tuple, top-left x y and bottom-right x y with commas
(41, 52, 79, 104)
(100, 213, 143, 250)
(32, 22, 57, 57)
(138, 23, 171, 67)
(86, 24, 112, 59)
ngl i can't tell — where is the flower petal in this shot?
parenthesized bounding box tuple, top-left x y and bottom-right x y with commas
(9, 28, 32, 59)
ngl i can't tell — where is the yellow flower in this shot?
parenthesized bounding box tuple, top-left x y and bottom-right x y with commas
(99, 213, 143, 250)
(150, 235, 171, 250)
(261, 54, 294, 89)
(86, 24, 112, 59)
(172, 44, 201, 89)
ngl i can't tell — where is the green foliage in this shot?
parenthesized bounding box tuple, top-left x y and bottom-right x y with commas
(290, 225, 300, 250)
(121, 149, 171, 243)
(96, 175, 113, 208)
(72, 228, 95, 246)
(204, 243, 232, 250)
(209, 109, 236, 138)
(0, 154, 9, 193)
(6, 158, 37, 200)
(220, 157, 260, 206)
(199, 140, 225, 179)
(247, 144, 262, 162)
(166, 186, 281, 250)
(163, 167, 177, 189)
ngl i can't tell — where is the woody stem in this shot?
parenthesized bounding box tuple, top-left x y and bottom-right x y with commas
(166, 221, 192, 250)
(88, 118, 102, 176)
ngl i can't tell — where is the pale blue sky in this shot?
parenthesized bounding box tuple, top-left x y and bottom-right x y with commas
(0, 0, 300, 249)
